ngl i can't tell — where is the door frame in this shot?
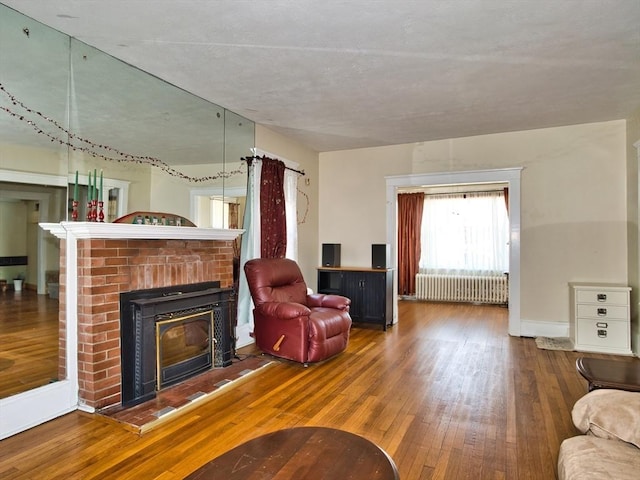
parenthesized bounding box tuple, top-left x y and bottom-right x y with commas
(386, 167, 522, 336)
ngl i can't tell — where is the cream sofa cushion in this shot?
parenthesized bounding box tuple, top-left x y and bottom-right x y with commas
(558, 435, 640, 480)
(572, 389, 640, 448)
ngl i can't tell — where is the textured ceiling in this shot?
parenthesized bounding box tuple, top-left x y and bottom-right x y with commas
(2, 0, 640, 152)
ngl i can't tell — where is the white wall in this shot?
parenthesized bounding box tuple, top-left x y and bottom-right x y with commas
(0, 143, 66, 176)
(320, 120, 628, 333)
(319, 143, 415, 267)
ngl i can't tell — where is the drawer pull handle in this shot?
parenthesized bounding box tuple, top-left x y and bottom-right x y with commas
(597, 329, 608, 338)
(597, 308, 607, 316)
(597, 293, 607, 302)
(596, 322, 608, 329)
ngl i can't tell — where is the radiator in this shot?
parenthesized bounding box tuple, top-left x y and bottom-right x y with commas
(415, 274, 508, 304)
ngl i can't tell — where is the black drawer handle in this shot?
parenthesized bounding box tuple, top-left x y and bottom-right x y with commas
(597, 293, 607, 302)
(597, 308, 607, 316)
(597, 329, 608, 338)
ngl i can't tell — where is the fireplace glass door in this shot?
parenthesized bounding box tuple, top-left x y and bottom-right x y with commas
(156, 308, 214, 390)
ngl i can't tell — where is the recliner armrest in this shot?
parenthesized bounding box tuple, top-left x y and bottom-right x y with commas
(256, 301, 311, 319)
(307, 293, 351, 310)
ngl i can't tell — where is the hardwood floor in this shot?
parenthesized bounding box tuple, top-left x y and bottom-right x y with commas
(0, 289, 59, 398)
(0, 300, 628, 479)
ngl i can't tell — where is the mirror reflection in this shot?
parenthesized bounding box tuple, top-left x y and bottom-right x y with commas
(0, 4, 254, 399)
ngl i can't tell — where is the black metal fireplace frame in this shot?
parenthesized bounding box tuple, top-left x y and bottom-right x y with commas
(120, 282, 236, 407)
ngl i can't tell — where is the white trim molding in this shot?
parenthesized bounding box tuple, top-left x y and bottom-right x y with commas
(386, 167, 523, 336)
(40, 222, 244, 241)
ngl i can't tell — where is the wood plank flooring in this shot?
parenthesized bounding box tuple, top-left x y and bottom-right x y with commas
(0, 289, 59, 398)
(0, 300, 631, 479)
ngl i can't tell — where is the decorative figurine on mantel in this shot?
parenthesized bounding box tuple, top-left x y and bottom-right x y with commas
(113, 211, 196, 227)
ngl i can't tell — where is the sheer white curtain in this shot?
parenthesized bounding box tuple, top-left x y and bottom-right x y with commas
(237, 161, 261, 331)
(284, 168, 298, 260)
(419, 191, 509, 276)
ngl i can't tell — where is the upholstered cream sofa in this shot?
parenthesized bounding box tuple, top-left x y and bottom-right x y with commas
(558, 389, 640, 480)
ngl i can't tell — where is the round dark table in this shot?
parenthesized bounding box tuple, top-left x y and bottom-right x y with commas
(576, 357, 640, 392)
(185, 426, 400, 479)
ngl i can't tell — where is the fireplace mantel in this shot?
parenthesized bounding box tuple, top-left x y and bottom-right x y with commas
(40, 222, 244, 240)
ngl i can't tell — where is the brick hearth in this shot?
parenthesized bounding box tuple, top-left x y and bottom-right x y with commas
(68, 238, 234, 410)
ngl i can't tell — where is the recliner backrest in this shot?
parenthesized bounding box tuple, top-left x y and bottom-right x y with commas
(244, 258, 308, 307)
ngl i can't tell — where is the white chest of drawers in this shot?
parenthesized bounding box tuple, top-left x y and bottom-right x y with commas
(569, 282, 632, 355)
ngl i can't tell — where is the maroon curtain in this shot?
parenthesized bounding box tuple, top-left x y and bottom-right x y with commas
(503, 187, 509, 217)
(397, 193, 424, 296)
(260, 157, 287, 258)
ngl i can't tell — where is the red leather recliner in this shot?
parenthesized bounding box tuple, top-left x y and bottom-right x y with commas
(244, 258, 352, 364)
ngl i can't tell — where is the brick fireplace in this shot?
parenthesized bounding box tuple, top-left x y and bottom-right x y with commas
(44, 222, 242, 412)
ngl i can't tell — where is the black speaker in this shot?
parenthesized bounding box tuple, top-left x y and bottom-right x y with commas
(322, 243, 341, 267)
(371, 244, 389, 269)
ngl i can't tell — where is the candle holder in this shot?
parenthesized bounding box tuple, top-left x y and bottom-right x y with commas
(98, 201, 104, 223)
(90, 199, 98, 222)
(86, 200, 92, 221)
(71, 200, 79, 221)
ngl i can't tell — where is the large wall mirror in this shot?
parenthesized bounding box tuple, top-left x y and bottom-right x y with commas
(0, 4, 254, 401)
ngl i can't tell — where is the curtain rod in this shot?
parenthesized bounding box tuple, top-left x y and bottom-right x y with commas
(400, 188, 506, 196)
(242, 155, 306, 176)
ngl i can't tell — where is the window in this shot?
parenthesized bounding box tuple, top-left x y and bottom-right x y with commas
(210, 197, 230, 229)
(419, 191, 509, 275)
(208, 196, 241, 230)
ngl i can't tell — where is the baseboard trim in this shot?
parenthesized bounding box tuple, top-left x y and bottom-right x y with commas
(519, 319, 569, 338)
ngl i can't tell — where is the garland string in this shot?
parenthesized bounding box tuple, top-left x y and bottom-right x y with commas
(0, 82, 244, 183)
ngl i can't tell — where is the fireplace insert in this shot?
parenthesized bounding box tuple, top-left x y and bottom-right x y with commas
(120, 282, 236, 406)
(156, 306, 213, 390)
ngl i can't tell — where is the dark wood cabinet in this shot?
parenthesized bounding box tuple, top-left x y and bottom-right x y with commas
(317, 267, 393, 330)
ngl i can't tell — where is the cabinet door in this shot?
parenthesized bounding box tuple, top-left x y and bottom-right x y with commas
(341, 272, 364, 320)
(360, 272, 386, 324)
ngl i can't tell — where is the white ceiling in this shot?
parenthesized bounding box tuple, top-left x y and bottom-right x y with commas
(3, 0, 640, 153)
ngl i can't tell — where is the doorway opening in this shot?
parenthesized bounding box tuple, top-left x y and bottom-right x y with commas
(386, 168, 522, 336)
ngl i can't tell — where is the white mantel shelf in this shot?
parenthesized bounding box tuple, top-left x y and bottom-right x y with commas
(40, 222, 244, 241)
